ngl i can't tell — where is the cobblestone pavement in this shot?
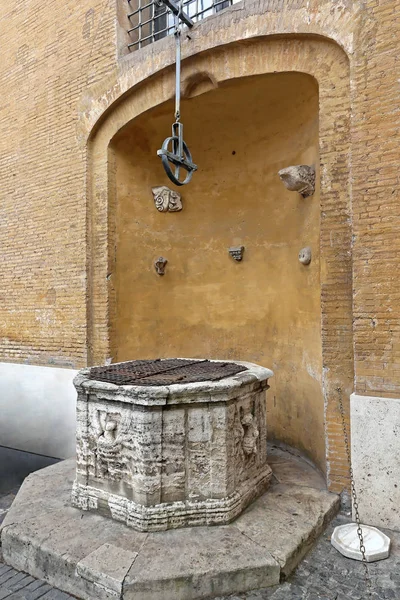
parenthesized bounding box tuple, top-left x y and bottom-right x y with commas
(0, 487, 399, 600)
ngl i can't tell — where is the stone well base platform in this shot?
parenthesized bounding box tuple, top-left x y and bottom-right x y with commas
(0, 447, 339, 600)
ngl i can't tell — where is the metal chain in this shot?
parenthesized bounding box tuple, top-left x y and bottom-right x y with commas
(337, 387, 372, 597)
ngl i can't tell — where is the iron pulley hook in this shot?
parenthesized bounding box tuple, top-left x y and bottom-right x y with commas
(157, 0, 197, 186)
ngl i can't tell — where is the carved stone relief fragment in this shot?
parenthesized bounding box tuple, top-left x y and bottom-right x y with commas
(154, 257, 168, 275)
(229, 246, 245, 262)
(93, 410, 124, 481)
(278, 165, 316, 198)
(298, 247, 312, 265)
(241, 413, 259, 455)
(152, 186, 182, 212)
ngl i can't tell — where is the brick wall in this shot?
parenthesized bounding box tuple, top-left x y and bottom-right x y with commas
(352, 0, 400, 398)
(0, 1, 116, 368)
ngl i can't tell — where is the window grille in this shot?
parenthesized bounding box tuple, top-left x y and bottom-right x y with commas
(127, 0, 238, 50)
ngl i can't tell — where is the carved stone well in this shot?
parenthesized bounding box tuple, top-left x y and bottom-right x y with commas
(72, 358, 273, 531)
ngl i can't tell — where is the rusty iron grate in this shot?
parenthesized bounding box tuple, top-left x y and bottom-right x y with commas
(89, 359, 247, 386)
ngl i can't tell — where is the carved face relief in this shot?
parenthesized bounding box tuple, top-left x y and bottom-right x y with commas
(278, 165, 316, 198)
(152, 186, 182, 212)
(298, 247, 312, 265)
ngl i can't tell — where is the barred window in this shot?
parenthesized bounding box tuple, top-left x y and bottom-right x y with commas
(127, 0, 238, 51)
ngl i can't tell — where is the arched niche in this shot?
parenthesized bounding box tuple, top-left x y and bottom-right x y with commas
(86, 35, 353, 490)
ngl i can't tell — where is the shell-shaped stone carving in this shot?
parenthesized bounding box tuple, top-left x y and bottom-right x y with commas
(278, 165, 316, 198)
(152, 186, 182, 212)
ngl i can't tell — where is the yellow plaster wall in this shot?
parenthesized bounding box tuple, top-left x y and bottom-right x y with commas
(111, 72, 325, 471)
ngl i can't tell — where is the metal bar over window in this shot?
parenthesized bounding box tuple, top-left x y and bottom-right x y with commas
(127, 0, 236, 50)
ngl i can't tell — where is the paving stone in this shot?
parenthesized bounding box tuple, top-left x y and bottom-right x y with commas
(0, 571, 19, 586)
(0, 566, 12, 577)
(23, 581, 52, 593)
(21, 584, 53, 599)
(6, 573, 34, 592)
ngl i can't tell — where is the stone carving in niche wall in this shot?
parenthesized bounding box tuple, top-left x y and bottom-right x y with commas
(154, 257, 168, 275)
(229, 246, 245, 262)
(152, 186, 182, 212)
(278, 165, 316, 198)
(298, 246, 312, 265)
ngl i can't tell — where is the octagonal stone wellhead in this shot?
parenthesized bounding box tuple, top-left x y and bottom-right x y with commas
(71, 358, 274, 532)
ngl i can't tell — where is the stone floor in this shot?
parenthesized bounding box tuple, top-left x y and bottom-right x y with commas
(217, 514, 400, 600)
(0, 456, 399, 600)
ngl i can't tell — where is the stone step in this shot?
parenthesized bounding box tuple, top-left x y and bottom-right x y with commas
(0, 455, 339, 600)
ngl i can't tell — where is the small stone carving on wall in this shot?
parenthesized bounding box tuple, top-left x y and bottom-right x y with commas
(152, 186, 182, 212)
(298, 246, 312, 265)
(229, 246, 245, 262)
(278, 165, 316, 198)
(154, 257, 168, 275)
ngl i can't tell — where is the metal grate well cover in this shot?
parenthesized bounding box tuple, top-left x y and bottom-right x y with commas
(89, 359, 247, 386)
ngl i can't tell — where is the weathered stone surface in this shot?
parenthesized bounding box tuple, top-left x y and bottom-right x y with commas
(1, 449, 339, 600)
(234, 483, 339, 576)
(77, 543, 138, 594)
(267, 447, 327, 490)
(1, 460, 147, 600)
(72, 360, 274, 531)
(3, 514, 400, 600)
(124, 526, 279, 600)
